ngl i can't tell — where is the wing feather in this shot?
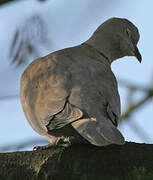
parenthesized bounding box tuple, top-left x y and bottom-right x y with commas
(21, 57, 83, 135)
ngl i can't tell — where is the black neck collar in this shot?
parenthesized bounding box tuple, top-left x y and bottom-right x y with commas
(82, 43, 111, 65)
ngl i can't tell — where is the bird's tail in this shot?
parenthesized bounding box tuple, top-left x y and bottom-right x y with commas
(72, 118, 125, 146)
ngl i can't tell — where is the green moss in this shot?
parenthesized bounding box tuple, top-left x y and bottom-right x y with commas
(126, 167, 153, 180)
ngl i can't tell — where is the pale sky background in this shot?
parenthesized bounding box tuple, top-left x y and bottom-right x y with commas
(0, 0, 153, 152)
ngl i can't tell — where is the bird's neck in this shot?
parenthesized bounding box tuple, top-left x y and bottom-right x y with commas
(85, 31, 125, 63)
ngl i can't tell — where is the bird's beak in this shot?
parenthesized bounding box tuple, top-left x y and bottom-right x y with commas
(134, 45, 142, 63)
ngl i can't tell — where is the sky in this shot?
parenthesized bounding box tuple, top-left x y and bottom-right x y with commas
(0, 0, 153, 152)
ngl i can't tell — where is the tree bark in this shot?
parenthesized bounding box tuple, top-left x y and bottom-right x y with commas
(0, 142, 153, 180)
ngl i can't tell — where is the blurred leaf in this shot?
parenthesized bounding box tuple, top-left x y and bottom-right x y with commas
(9, 14, 51, 67)
(0, 0, 16, 5)
(0, 0, 48, 6)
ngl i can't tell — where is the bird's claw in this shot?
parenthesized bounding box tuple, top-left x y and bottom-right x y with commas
(33, 146, 42, 151)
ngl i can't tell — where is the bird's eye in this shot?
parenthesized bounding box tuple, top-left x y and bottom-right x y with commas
(126, 28, 131, 38)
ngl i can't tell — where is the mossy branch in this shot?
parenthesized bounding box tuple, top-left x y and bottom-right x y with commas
(1, 142, 153, 180)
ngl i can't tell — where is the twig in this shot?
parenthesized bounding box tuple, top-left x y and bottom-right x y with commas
(121, 89, 153, 121)
(118, 78, 150, 92)
(0, 94, 19, 100)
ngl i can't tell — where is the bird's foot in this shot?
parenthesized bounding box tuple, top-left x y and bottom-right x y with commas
(33, 136, 72, 151)
(33, 143, 56, 151)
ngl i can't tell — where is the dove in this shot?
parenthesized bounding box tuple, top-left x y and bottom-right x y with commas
(20, 17, 141, 150)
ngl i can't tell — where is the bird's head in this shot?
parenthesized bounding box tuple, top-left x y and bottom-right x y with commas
(86, 17, 142, 63)
(119, 18, 142, 63)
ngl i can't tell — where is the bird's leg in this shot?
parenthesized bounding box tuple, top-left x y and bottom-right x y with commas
(57, 136, 72, 147)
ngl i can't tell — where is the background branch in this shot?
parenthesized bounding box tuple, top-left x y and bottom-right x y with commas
(118, 78, 150, 92)
(121, 89, 153, 121)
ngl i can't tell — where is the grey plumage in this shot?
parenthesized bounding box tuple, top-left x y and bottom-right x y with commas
(20, 17, 141, 149)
